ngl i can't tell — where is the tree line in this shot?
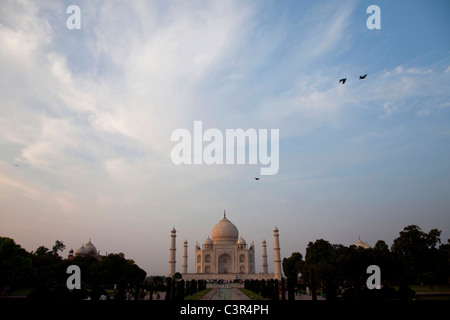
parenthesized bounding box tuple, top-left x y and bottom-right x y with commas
(0, 237, 146, 299)
(282, 225, 450, 300)
(164, 273, 207, 300)
(1, 224, 449, 300)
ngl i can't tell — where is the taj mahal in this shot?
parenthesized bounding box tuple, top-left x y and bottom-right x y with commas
(168, 211, 283, 281)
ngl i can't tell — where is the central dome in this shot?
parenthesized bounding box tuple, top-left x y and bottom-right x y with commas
(211, 213, 239, 245)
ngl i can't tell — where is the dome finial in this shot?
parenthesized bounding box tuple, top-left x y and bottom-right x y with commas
(224, 210, 226, 219)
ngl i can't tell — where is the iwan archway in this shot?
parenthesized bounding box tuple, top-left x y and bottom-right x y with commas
(218, 253, 232, 274)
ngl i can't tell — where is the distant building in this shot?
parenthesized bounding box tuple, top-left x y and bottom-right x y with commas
(68, 239, 104, 260)
(169, 211, 283, 281)
(355, 237, 370, 249)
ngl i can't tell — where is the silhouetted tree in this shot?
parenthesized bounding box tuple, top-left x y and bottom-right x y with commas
(282, 252, 303, 279)
(0, 237, 32, 269)
(260, 280, 267, 298)
(303, 239, 336, 300)
(283, 252, 303, 301)
(287, 277, 296, 301)
(165, 277, 172, 300)
(391, 225, 441, 284)
(437, 240, 450, 284)
(52, 240, 66, 258)
(273, 279, 279, 300)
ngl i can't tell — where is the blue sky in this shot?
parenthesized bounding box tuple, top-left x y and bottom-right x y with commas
(1, 0, 449, 276)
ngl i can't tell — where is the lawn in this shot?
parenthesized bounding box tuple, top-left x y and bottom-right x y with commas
(238, 289, 269, 300)
(185, 288, 213, 300)
(409, 284, 450, 293)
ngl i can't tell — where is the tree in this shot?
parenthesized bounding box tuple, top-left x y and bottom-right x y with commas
(282, 252, 303, 279)
(34, 246, 50, 256)
(165, 277, 172, 300)
(153, 276, 164, 285)
(373, 240, 397, 283)
(32, 240, 67, 268)
(303, 239, 336, 300)
(52, 240, 66, 257)
(0, 237, 32, 269)
(374, 240, 389, 252)
(392, 225, 441, 256)
(97, 253, 146, 286)
(282, 252, 303, 301)
(391, 225, 441, 283)
(437, 240, 450, 284)
(304, 239, 336, 283)
(260, 280, 267, 298)
(173, 272, 182, 280)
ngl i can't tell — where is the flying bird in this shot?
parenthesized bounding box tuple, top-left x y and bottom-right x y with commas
(359, 74, 367, 79)
(255, 177, 260, 180)
(339, 78, 347, 84)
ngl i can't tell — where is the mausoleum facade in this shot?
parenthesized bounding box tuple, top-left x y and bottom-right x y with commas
(168, 212, 282, 281)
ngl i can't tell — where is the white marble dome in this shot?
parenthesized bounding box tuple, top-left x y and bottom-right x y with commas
(237, 236, 246, 245)
(84, 240, 98, 256)
(204, 236, 213, 245)
(74, 239, 99, 258)
(211, 214, 239, 245)
(75, 244, 88, 256)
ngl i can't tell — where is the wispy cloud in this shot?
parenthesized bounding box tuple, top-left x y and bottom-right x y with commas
(1, 0, 449, 275)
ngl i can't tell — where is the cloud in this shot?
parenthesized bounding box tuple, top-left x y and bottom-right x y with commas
(1, 0, 450, 275)
(0, 161, 80, 228)
(0, 0, 259, 226)
(376, 64, 450, 118)
(0, 0, 254, 168)
(302, 1, 355, 59)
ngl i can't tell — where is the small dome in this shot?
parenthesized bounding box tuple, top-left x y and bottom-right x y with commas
(75, 244, 88, 256)
(204, 236, 213, 245)
(355, 237, 370, 249)
(84, 240, 98, 256)
(211, 213, 239, 245)
(237, 237, 246, 245)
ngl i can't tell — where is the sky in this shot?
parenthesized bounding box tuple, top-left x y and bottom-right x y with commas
(1, 0, 449, 277)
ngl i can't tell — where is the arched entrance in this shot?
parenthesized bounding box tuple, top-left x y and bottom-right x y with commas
(218, 253, 232, 274)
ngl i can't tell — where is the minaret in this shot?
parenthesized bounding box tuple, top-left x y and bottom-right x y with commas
(168, 227, 176, 277)
(262, 239, 268, 274)
(273, 227, 282, 280)
(182, 239, 188, 274)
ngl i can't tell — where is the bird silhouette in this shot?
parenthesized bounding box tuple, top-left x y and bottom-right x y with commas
(255, 177, 260, 180)
(359, 74, 367, 79)
(339, 78, 347, 84)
